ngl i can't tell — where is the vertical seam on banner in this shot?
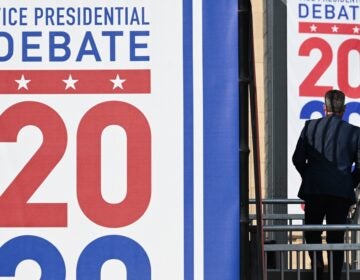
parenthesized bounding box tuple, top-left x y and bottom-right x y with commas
(193, 0, 204, 279)
(183, 0, 194, 279)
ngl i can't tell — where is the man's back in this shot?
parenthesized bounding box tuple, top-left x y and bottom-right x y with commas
(292, 115, 360, 203)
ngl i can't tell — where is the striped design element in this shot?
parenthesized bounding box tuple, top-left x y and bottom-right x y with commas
(299, 22, 360, 35)
(0, 69, 151, 94)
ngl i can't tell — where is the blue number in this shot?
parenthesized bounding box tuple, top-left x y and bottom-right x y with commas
(77, 235, 151, 280)
(343, 102, 360, 123)
(300, 100, 325, 120)
(300, 101, 360, 123)
(0, 235, 65, 279)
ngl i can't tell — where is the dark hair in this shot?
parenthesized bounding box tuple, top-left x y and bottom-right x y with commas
(325, 89, 345, 113)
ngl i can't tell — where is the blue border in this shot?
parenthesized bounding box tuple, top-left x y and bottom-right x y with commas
(202, 0, 239, 279)
(183, 0, 194, 279)
(183, 0, 239, 279)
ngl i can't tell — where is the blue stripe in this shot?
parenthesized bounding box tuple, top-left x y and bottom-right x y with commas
(183, 0, 194, 279)
(202, 0, 239, 279)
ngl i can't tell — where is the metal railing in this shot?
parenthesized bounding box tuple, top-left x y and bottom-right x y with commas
(264, 225, 360, 280)
(264, 243, 360, 280)
(249, 198, 360, 280)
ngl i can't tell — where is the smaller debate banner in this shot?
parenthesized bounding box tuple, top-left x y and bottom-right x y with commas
(287, 0, 360, 213)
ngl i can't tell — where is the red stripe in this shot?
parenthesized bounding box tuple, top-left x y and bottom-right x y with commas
(299, 22, 360, 35)
(0, 70, 151, 94)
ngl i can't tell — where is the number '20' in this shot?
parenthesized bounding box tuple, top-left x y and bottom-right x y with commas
(0, 101, 151, 228)
(299, 38, 360, 98)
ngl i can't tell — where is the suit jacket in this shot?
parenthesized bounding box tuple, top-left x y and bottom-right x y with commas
(292, 115, 360, 204)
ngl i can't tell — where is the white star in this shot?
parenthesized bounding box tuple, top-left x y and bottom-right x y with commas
(353, 26, 360, 34)
(310, 24, 317, 32)
(110, 74, 126, 90)
(63, 74, 78, 90)
(15, 74, 31, 90)
(331, 25, 339, 33)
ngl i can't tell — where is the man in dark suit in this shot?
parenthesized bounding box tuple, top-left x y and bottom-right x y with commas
(293, 89, 360, 280)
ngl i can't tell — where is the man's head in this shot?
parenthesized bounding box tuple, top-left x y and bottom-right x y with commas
(324, 89, 345, 115)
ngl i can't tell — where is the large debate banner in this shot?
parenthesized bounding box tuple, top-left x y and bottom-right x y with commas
(287, 0, 360, 213)
(0, 1, 239, 279)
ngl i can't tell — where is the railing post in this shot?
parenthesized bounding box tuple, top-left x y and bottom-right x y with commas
(329, 251, 333, 280)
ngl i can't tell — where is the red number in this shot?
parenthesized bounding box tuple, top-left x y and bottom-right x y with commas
(0, 100, 151, 228)
(299, 38, 360, 97)
(0, 102, 67, 227)
(337, 39, 360, 99)
(77, 101, 151, 227)
(299, 37, 333, 97)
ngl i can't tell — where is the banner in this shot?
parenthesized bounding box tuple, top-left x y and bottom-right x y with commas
(287, 0, 360, 213)
(0, 1, 239, 279)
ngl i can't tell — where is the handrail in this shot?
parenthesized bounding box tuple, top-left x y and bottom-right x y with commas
(264, 224, 360, 231)
(264, 243, 360, 251)
(249, 198, 303, 204)
(250, 214, 304, 220)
